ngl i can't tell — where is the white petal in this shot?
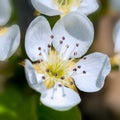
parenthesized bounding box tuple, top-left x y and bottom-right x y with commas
(78, 0, 99, 15)
(109, 0, 120, 12)
(31, 0, 61, 16)
(113, 20, 120, 53)
(40, 84, 81, 111)
(0, 25, 20, 61)
(52, 12, 94, 60)
(71, 52, 111, 92)
(25, 59, 46, 93)
(25, 16, 52, 61)
(0, 0, 12, 26)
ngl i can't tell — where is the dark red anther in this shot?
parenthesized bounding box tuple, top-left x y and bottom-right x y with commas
(59, 40, 63, 44)
(39, 52, 42, 56)
(50, 35, 54, 39)
(62, 36, 65, 40)
(76, 43, 79, 47)
(74, 52, 77, 56)
(83, 57, 87, 60)
(83, 71, 86, 74)
(48, 44, 51, 48)
(42, 76, 45, 80)
(58, 84, 62, 87)
(73, 68, 77, 71)
(77, 65, 81, 69)
(38, 47, 41, 50)
(66, 44, 69, 48)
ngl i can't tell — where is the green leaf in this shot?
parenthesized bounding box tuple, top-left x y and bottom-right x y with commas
(37, 101, 82, 120)
(0, 86, 82, 120)
(0, 86, 37, 120)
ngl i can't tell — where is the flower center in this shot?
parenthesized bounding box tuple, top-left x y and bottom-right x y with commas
(52, 0, 80, 17)
(33, 50, 77, 91)
(0, 27, 8, 36)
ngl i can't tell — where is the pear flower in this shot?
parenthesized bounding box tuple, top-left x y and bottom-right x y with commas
(110, 20, 120, 69)
(0, 0, 11, 26)
(31, 0, 99, 17)
(113, 20, 120, 54)
(0, 0, 20, 61)
(25, 13, 111, 111)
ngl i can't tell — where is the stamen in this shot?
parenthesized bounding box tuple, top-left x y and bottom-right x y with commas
(48, 44, 51, 48)
(77, 65, 81, 69)
(74, 52, 77, 56)
(52, 0, 80, 17)
(62, 42, 80, 60)
(58, 84, 62, 87)
(38, 47, 41, 50)
(65, 44, 69, 48)
(83, 57, 87, 60)
(62, 36, 65, 40)
(38, 48, 48, 61)
(38, 47, 46, 60)
(73, 68, 77, 71)
(63, 44, 69, 54)
(42, 76, 46, 80)
(55, 40, 64, 54)
(34, 45, 77, 91)
(55, 36, 66, 53)
(59, 40, 63, 44)
(60, 44, 70, 59)
(35, 60, 41, 64)
(50, 35, 54, 39)
(62, 85, 66, 96)
(51, 87, 56, 99)
(70, 67, 78, 76)
(76, 43, 79, 47)
(83, 70, 86, 74)
(39, 52, 42, 56)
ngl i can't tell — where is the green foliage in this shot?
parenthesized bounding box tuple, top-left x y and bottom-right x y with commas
(37, 104, 81, 120)
(0, 86, 37, 120)
(0, 86, 82, 120)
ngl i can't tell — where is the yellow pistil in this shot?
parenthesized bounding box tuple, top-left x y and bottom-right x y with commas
(0, 27, 8, 36)
(52, 0, 80, 17)
(33, 50, 77, 91)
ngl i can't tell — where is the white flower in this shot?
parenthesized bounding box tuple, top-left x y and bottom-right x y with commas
(110, 20, 120, 69)
(0, 25, 20, 60)
(31, 0, 99, 17)
(0, 0, 21, 61)
(25, 13, 111, 111)
(113, 20, 120, 53)
(0, 0, 12, 26)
